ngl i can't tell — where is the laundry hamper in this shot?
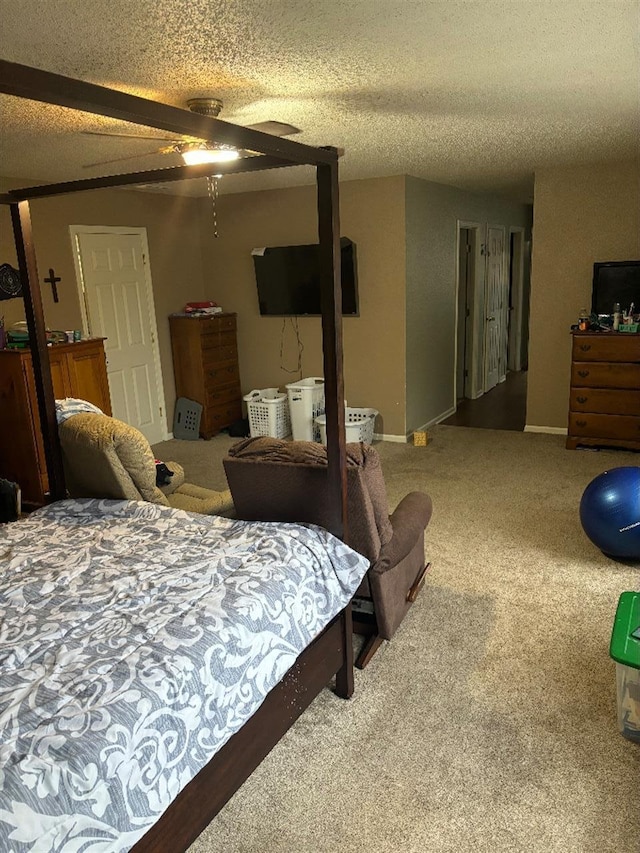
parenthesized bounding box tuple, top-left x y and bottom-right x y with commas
(244, 388, 291, 438)
(286, 377, 325, 442)
(316, 407, 378, 445)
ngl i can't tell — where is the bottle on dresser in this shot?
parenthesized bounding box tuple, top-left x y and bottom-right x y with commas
(613, 302, 622, 331)
(578, 308, 590, 331)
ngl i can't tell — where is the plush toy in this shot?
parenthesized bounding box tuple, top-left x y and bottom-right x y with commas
(154, 460, 174, 487)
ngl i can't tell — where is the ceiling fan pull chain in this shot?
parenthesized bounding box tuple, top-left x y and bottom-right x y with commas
(206, 175, 220, 238)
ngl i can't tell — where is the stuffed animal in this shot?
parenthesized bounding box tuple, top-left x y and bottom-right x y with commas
(154, 460, 174, 487)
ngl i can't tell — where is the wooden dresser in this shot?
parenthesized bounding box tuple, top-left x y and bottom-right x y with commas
(0, 338, 112, 506)
(169, 313, 242, 439)
(567, 331, 640, 451)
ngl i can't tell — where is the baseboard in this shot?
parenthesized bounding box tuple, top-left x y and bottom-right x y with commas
(412, 407, 456, 434)
(373, 433, 407, 443)
(524, 425, 568, 435)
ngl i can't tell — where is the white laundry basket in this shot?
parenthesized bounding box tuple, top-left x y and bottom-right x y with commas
(243, 388, 291, 438)
(286, 377, 325, 442)
(316, 407, 378, 445)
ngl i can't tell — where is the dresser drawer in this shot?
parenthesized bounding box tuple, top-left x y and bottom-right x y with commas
(569, 388, 640, 415)
(203, 361, 240, 389)
(568, 412, 640, 440)
(571, 362, 640, 389)
(201, 341, 238, 366)
(572, 334, 640, 363)
(205, 384, 241, 408)
(202, 401, 242, 437)
(199, 314, 236, 336)
(201, 327, 237, 350)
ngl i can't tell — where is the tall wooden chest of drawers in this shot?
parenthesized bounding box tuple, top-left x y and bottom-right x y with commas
(169, 313, 242, 439)
(0, 338, 112, 506)
(566, 332, 640, 451)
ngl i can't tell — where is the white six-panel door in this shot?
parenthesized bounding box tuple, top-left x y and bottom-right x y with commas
(483, 225, 506, 393)
(71, 227, 167, 445)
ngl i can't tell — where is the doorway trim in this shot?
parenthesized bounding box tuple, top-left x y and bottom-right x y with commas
(69, 224, 168, 440)
(454, 220, 483, 408)
(507, 226, 526, 372)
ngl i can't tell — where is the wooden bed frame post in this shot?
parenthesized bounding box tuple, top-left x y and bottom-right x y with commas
(10, 200, 66, 501)
(335, 603, 355, 698)
(316, 157, 348, 543)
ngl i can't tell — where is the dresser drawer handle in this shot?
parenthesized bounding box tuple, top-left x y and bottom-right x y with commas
(576, 396, 588, 404)
(579, 344, 591, 352)
(577, 370, 589, 378)
(576, 419, 587, 428)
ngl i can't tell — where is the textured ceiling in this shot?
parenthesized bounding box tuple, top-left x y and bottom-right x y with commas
(0, 0, 638, 202)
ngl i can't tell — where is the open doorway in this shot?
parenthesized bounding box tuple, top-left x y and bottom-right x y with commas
(445, 222, 530, 432)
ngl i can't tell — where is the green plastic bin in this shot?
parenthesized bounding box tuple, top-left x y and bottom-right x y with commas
(609, 592, 640, 743)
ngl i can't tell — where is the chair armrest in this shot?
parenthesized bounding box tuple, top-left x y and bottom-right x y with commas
(372, 491, 433, 574)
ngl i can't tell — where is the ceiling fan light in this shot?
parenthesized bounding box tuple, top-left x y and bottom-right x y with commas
(180, 147, 240, 166)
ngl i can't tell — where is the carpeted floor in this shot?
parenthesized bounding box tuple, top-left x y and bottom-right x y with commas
(152, 426, 640, 853)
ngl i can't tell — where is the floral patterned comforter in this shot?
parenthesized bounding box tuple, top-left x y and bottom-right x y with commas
(0, 499, 368, 852)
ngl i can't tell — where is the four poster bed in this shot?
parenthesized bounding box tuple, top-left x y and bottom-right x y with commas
(0, 60, 353, 851)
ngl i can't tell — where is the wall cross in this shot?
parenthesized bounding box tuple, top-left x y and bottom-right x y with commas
(44, 268, 61, 303)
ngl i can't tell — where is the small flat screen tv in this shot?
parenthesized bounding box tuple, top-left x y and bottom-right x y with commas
(591, 260, 640, 315)
(253, 237, 358, 316)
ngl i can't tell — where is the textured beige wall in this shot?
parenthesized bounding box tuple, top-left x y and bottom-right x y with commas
(0, 181, 205, 428)
(199, 176, 407, 436)
(527, 159, 640, 429)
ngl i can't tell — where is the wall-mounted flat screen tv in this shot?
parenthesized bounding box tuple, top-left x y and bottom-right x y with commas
(591, 260, 640, 315)
(253, 237, 359, 316)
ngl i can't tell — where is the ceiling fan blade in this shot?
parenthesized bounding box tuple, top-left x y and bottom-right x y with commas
(81, 130, 180, 142)
(244, 120, 301, 137)
(82, 149, 165, 168)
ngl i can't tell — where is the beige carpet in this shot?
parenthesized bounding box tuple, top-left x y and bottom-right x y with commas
(152, 426, 640, 853)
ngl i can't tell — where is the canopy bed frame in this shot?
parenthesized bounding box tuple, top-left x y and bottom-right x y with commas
(0, 59, 351, 851)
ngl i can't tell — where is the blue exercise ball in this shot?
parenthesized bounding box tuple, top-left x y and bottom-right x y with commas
(580, 466, 640, 559)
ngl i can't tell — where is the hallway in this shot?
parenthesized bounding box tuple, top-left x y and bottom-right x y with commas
(442, 370, 527, 431)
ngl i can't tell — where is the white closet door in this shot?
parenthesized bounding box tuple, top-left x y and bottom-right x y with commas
(74, 228, 166, 444)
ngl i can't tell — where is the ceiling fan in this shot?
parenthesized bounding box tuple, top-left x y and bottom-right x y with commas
(81, 97, 301, 168)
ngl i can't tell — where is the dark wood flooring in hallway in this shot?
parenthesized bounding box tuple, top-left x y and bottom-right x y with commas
(442, 370, 527, 431)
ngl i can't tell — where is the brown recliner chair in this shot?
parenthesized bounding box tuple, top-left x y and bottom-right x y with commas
(223, 437, 433, 668)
